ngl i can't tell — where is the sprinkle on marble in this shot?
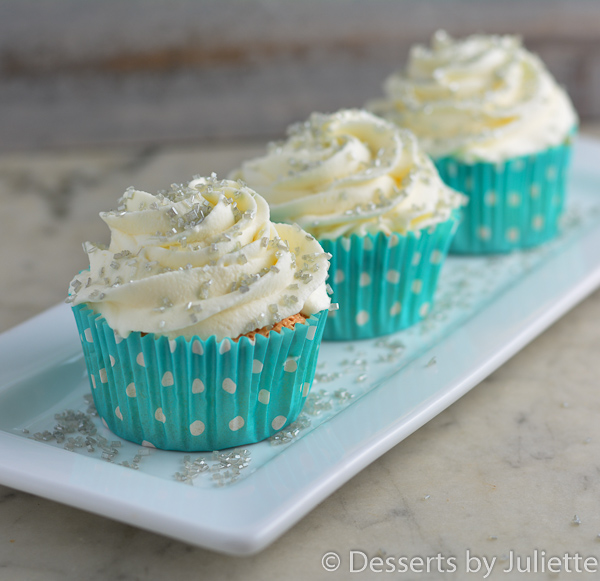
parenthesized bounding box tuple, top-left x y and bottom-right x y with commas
(572, 515, 581, 526)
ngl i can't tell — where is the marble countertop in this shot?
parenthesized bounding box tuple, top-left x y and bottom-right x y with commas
(2, 129, 600, 580)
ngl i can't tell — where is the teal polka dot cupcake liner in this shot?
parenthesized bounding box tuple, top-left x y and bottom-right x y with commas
(435, 137, 574, 254)
(71, 304, 328, 451)
(319, 214, 459, 341)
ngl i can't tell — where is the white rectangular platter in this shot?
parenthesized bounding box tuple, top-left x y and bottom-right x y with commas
(1, 137, 600, 556)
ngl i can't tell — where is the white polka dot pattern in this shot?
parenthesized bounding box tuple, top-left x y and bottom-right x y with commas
(478, 226, 491, 240)
(508, 192, 521, 207)
(192, 340, 203, 355)
(430, 250, 443, 264)
(356, 311, 369, 326)
(192, 379, 204, 394)
(190, 420, 205, 436)
(272, 416, 287, 430)
(229, 416, 245, 431)
(485, 191, 497, 206)
(386, 270, 400, 284)
(532, 215, 544, 230)
(359, 272, 371, 287)
(334, 269, 345, 284)
(222, 378, 236, 393)
(506, 228, 520, 242)
(284, 358, 298, 372)
(73, 294, 328, 450)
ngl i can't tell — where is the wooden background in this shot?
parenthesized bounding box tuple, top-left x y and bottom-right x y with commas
(1, 0, 599, 152)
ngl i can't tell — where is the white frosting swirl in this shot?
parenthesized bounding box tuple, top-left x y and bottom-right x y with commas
(230, 109, 464, 239)
(68, 177, 331, 341)
(368, 31, 577, 162)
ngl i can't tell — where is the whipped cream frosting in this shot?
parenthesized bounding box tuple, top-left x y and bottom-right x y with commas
(68, 176, 331, 341)
(230, 109, 464, 240)
(368, 31, 577, 162)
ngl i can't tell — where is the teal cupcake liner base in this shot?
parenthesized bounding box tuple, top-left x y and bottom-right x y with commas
(435, 139, 573, 254)
(319, 215, 459, 341)
(71, 305, 328, 451)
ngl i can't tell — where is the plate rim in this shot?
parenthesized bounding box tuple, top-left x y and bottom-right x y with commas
(2, 136, 600, 556)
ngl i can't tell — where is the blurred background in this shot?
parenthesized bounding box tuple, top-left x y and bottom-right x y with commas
(2, 0, 600, 152)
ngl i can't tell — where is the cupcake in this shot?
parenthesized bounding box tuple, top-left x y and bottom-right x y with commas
(230, 109, 465, 340)
(369, 31, 578, 254)
(66, 176, 331, 451)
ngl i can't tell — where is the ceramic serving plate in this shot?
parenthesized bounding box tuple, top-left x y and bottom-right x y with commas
(1, 137, 600, 556)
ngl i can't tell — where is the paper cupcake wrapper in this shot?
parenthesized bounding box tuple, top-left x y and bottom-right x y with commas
(72, 305, 327, 452)
(319, 214, 459, 341)
(435, 138, 574, 254)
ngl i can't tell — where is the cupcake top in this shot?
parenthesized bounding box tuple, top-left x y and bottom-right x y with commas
(368, 30, 578, 162)
(230, 109, 464, 240)
(67, 176, 331, 341)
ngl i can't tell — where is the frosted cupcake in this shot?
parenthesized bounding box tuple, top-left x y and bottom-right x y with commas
(369, 31, 578, 253)
(230, 109, 465, 340)
(67, 176, 331, 451)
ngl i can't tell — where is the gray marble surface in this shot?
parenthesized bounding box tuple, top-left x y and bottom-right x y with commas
(2, 130, 600, 580)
